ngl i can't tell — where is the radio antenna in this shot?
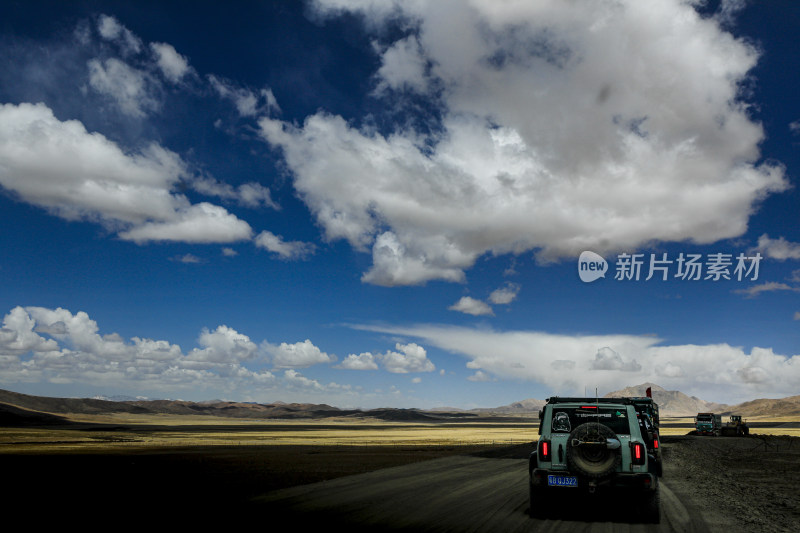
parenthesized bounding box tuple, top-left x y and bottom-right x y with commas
(596, 387, 600, 430)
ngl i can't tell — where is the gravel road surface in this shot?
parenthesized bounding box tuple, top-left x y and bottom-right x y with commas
(252, 435, 799, 532)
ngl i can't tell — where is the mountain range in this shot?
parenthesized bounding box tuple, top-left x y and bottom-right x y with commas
(1, 383, 799, 427)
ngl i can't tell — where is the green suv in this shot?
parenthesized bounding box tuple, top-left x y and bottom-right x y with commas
(529, 397, 661, 523)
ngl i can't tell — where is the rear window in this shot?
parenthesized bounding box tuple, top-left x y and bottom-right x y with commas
(550, 406, 631, 435)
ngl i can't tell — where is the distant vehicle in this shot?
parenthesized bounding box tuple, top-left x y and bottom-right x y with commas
(720, 415, 750, 437)
(530, 396, 660, 523)
(629, 396, 660, 429)
(694, 413, 722, 436)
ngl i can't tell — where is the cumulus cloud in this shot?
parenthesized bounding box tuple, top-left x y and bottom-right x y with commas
(119, 202, 253, 243)
(0, 307, 60, 356)
(188, 325, 258, 364)
(336, 352, 379, 370)
(467, 370, 495, 382)
(88, 58, 159, 117)
(489, 283, 520, 305)
(590, 347, 642, 372)
(263, 339, 335, 369)
(283, 369, 352, 394)
(360, 231, 468, 286)
(150, 42, 193, 83)
(0, 306, 290, 396)
(260, 0, 788, 285)
(0, 306, 373, 402)
(254, 231, 316, 260)
(0, 102, 252, 244)
(379, 342, 435, 374)
(373, 35, 430, 95)
(448, 296, 493, 317)
(754, 234, 800, 261)
(97, 14, 142, 55)
(354, 323, 800, 403)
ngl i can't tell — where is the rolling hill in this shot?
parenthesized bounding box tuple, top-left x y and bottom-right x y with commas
(603, 382, 730, 416)
(1, 384, 798, 426)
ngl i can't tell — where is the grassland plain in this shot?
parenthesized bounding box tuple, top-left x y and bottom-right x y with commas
(2, 411, 798, 527)
(2, 413, 798, 452)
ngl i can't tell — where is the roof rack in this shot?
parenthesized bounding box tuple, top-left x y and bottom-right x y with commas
(545, 396, 639, 405)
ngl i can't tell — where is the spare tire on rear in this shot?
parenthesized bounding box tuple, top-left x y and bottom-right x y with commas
(566, 422, 620, 479)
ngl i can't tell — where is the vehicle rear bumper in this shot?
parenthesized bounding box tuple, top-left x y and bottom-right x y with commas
(531, 468, 657, 492)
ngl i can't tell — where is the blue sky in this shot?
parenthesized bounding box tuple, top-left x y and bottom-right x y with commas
(1, 0, 798, 409)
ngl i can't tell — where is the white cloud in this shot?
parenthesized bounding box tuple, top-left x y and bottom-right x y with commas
(0, 307, 60, 356)
(411, 376, 422, 384)
(283, 369, 352, 394)
(150, 42, 193, 83)
(373, 35, 429, 95)
(354, 323, 800, 403)
(489, 283, 520, 305)
(733, 282, 800, 299)
(97, 14, 142, 55)
(261, 0, 788, 285)
(118, 202, 253, 243)
(360, 231, 469, 286)
(0, 307, 376, 402)
(191, 176, 279, 210)
(208, 74, 281, 117)
(0, 306, 274, 395)
(793, 311, 800, 321)
(88, 57, 159, 117)
(448, 296, 493, 317)
(0, 102, 252, 244)
(337, 352, 379, 370)
(254, 231, 316, 260)
(263, 339, 335, 369)
(754, 234, 800, 261)
(170, 253, 203, 264)
(590, 346, 642, 372)
(0, 102, 182, 222)
(188, 325, 258, 364)
(467, 370, 495, 382)
(655, 362, 685, 378)
(379, 342, 435, 374)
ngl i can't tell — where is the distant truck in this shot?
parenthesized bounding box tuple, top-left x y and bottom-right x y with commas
(694, 413, 722, 436)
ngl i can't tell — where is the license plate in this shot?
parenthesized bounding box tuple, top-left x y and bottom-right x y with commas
(547, 475, 578, 487)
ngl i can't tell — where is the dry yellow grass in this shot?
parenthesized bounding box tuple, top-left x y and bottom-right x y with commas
(2, 413, 797, 453)
(0, 414, 539, 452)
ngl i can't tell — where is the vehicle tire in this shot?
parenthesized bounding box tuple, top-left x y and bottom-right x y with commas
(566, 423, 620, 479)
(529, 483, 549, 519)
(641, 485, 661, 524)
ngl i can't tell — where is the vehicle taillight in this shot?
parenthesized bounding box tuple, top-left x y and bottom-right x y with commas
(539, 439, 551, 461)
(631, 442, 645, 465)
(653, 435, 659, 449)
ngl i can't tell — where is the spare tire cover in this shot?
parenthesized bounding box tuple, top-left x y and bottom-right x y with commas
(566, 422, 620, 479)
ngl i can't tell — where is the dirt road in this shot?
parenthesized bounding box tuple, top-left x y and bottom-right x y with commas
(251, 436, 799, 532)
